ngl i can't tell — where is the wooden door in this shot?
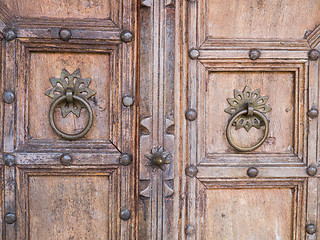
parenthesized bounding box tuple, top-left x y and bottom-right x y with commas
(0, 0, 137, 239)
(139, 0, 320, 240)
(1, 0, 320, 240)
(178, 0, 319, 239)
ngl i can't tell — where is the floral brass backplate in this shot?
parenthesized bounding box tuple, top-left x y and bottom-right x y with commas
(224, 86, 271, 132)
(45, 69, 96, 117)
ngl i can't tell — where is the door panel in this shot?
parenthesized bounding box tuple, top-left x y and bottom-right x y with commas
(206, 0, 320, 39)
(206, 71, 296, 154)
(198, 179, 306, 240)
(18, 167, 119, 240)
(28, 52, 111, 140)
(2, 0, 113, 19)
(206, 188, 294, 239)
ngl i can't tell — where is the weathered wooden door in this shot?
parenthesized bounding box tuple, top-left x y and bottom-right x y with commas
(0, 0, 137, 239)
(1, 0, 320, 239)
(138, 0, 320, 239)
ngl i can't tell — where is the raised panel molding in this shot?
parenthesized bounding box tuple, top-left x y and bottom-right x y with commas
(197, 62, 307, 166)
(15, 39, 127, 156)
(200, 179, 306, 240)
(16, 166, 120, 240)
(138, 0, 176, 239)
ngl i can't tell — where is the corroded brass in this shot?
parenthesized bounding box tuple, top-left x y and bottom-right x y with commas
(308, 49, 320, 61)
(120, 30, 133, 43)
(3, 28, 17, 41)
(185, 225, 196, 236)
(225, 86, 271, 152)
(185, 108, 197, 121)
(122, 95, 135, 107)
(60, 154, 73, 166)
(59, 28, 72, 41)
(247, 167, 259, 178)
(4, 153, 15, 166)
(249, 48, 261, 60)
(3, 91, 15, 104)
(308, 109, 319, 119)
(5, 213, 17, 224)
(45, 69, 96, 140)
(306, 223, 316, 235)
(307, 165, 317, 176)
(145, 146, 170, 171)
(188, 48, 200, 59)
(185, 165, 198, 178)
(119, 153, 133, 166)
(119, 209, 131, 221)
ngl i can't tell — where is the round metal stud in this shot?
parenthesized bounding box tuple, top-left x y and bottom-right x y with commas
(185, 165, 198, 178)
(247, 167, 259, 178)
(120, 30, 133, 43)
(60, 154, 73, 166)
(308, 49, 320, 61)
(307, 165, 317, 177)
(249, 49, 261, 60)
(122, 95, 134, 107)
(59, 28, 72, 41)
(119, 153, 133, 166)
(188, 48, 200, 60)
(5, 213, 17, 224)
(3, 91, 15, 104)
(308, 109, 319, 119)
(3, 28, 17, 41)
(119, 209, 131, 221)
(185, 108, 197, 121)
(145, 147, 171, 172)
(4, 153, 15, 167)
(185, 225, 196, 236)
(306, 223, 316, 235)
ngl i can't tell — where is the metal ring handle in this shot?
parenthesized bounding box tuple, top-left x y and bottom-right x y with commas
(49, 95, 93, 140)
(226, 109, 269, 152)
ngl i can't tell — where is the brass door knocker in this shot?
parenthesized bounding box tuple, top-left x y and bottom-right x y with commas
(45, 69, 96, 140)
(224, 86, 271, 152)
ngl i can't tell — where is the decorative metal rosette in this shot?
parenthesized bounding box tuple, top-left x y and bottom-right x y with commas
(45, 69, 96, 117)
(145, 146, 171, 172)
(224, 86, 271, 131)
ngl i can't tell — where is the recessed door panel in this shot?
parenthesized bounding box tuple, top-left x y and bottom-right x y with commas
(29, 52, 110, 140)
(2, 0, 113, 19)
(205, 0, 320, 39)
(206, 188, 293, 240)
(29, 175, 111, 239)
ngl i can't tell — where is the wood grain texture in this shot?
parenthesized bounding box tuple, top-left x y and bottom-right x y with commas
(29, 175, 109, 240)
(206, 188, 293, 240)
(206, 71, 294, 154)
(29, 52, 110, 140)
(184, 0, 313, 239)
(2, 38, 17, 240)
(2, 0, 111, 19)
(206, 0, 320, 39)
(1, 0, 320, 239)
(0, 0, 137, 239)
(16, 166, 121, 240)
(138, 1, 176, 239)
